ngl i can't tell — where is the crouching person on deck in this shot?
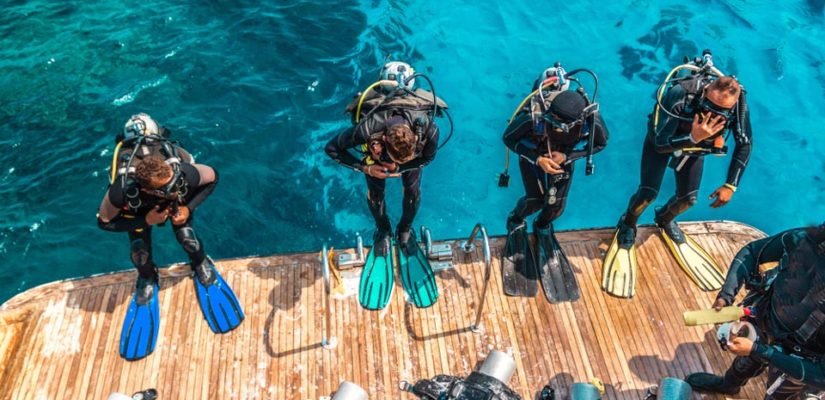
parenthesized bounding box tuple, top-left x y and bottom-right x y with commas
(686, 222, 825, 399)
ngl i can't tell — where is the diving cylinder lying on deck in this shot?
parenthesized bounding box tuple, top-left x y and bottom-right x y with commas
(331, 381, 368, 400)
(402, 350, 521, 399)
(656, 377, 692, 399)
(569, 382, 601, 400)
(477, 350, 517, 384)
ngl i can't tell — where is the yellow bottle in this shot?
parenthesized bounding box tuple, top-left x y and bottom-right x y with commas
(683, 306, 752, 326)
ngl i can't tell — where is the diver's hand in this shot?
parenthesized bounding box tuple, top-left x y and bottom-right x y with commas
(363, 164, 393, 179)
(379, 161, 401, 177)
(712, 298, 728, 311)
(144, 206, 170, 225)
(171, 205, 190, 226)
(726, 336, 754, 356)
(709, 185, 734, 208)
(537, 156, 564, 174)
(550, 151, 567, 165)
(690, 112, 726, 143)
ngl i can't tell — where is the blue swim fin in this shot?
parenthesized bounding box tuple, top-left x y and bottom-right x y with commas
(192, 257, 244, 333)
(119, 276, 160, 361)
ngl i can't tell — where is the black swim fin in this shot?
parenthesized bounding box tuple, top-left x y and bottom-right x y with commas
(534, 222, 580, 303)
(501, 218, 538, 297)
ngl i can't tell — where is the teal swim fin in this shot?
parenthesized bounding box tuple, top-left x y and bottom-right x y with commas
(119, 276, 160, 361)
(534, 222, 580, 303)
(396, 229, 438, 308)
(358, 230, 395, 310)
(502, 219, 538, 297)
(193, 257, 245, 333)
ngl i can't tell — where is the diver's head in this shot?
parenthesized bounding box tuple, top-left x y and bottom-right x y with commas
(123, 113, 160, 140)
(700, 77, 740, 121)
(549, 90, 587, 123)
(135, 156, 173, 190)
(380, 61, 415, 91)
(385, 122, 417, 164)
(544, 90, 588, 137)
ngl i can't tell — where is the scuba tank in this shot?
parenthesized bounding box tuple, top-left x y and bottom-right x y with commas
(400, 350, 522, 399)
(653, 49, 742, 158)
(499, 62, 600, 187)
(346, 60, 455, 152)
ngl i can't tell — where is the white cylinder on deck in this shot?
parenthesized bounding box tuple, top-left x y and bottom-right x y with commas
(331, 381, 368, 400)
(477, 350, 516, 384)
(107, 394, 133, 400)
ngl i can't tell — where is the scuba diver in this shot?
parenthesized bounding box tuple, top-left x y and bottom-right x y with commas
(602, 50, 753, 298)
(685, 223, 825, 399)
(500, 63, 608, 303)
(97, 113, 243, 361)
(325, 60, 451, 310)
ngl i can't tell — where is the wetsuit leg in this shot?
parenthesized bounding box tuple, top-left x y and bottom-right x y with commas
(654, 155, 704, 224)
(762, 366, 810, 400)
(623, 136, 670, 226)
(719, 354, 768, 393)
(534, 163, 575, 229)
(173, 217, 206, 266)
(128, 227, 157, 280)
(397, 168, 422, 233)
(509, 157, 546, 225)
(365, 174, 391, 232)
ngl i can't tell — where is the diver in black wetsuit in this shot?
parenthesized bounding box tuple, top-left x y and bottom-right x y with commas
(503, 88, 608, 233)
(617, 73, 752, 245)
(500, 65, 608, 303)
(97, 114, 219, 300)
(324, 61, 442, 248)
(686, 223, 825, 399)
(601, 55, 754, 298)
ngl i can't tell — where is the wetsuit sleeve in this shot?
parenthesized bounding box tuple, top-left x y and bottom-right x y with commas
(725, 93, 752, 187)
(652, 85, 695, 153)
(716, 230, 796, 305)
(324, 124, 371, 172)
(751, 344, 825, 389)
(502, 114, 540, 163)
(397, 123, 439, 173)
(566, 112, 608, 162)
(181, 163, 217, 210)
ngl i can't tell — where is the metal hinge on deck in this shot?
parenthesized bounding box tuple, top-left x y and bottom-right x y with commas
(336, 233, 365, 269)
(420, 226, 453, 271)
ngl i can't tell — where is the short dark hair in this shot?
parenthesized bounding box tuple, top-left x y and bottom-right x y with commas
(385, 123, 416, 163)
(707, 76, 741, 97)
(135, 156, 171, 188)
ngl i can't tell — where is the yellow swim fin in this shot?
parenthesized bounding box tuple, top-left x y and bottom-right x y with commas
(659, 226, 724, 291)
(601, 228, 638, 298)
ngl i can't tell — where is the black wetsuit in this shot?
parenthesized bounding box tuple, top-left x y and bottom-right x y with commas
(502, 112, 608, 228)
(622, 81, 752, 226)
(714, 228, 825, 398)
(98, 163, 218, 280)
(325, 110, 439, 234)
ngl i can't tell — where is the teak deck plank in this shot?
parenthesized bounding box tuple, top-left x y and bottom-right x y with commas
(0, 221, 770, 399)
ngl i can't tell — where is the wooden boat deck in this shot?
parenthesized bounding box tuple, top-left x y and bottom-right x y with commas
(0, 221, 767, 399)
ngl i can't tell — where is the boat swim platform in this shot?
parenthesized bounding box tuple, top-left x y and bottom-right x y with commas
(0, 220, 768, 400)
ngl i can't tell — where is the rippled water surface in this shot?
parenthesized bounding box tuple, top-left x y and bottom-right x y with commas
(1, 0, 823, 302)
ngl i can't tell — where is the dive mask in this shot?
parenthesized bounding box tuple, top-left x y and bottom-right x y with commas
(544, 102, 599, 135)
(698, 97, 735, 121)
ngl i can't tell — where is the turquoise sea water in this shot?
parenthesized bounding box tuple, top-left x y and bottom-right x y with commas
(0, 0, 823, 303)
